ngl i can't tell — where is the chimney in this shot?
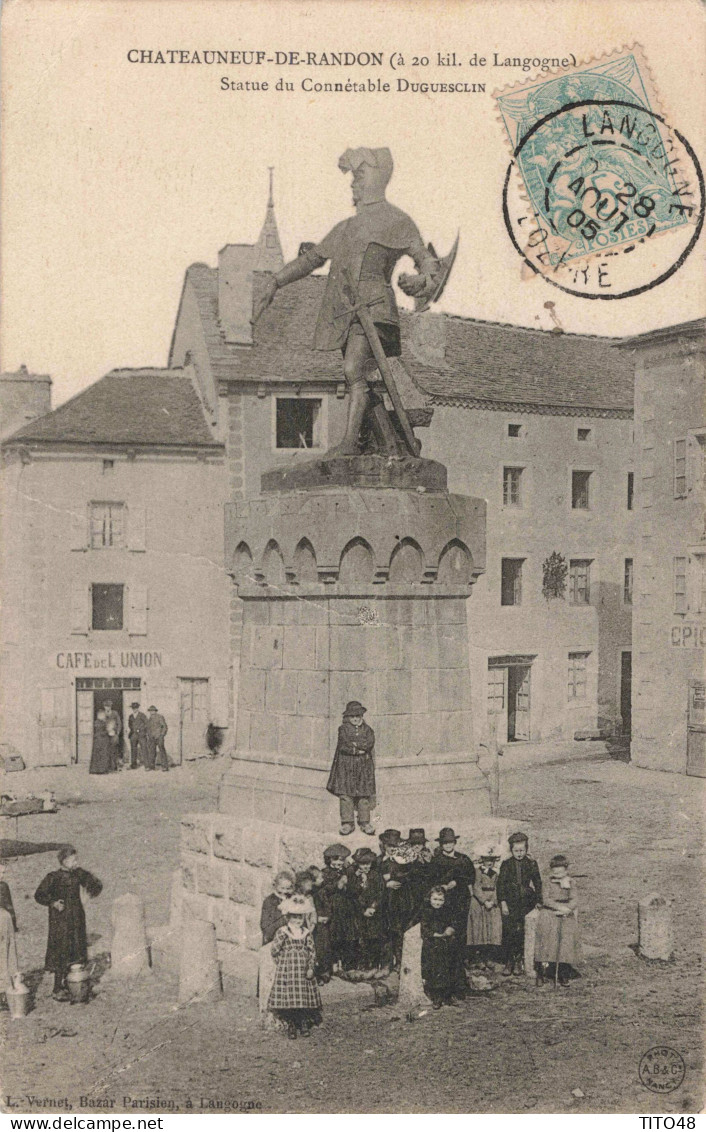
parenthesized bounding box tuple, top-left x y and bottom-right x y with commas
(0, 366, 52, 440)
(407, 311, 448, 367)
(218, 244, 255, 345)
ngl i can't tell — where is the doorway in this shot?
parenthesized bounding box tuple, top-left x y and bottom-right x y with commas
(75, 677, 140, 762)
(620, 651, 632, 736)
(179, 677, 210, 761)
(687, 679, 706, 777)
(488, 656, 534, 744)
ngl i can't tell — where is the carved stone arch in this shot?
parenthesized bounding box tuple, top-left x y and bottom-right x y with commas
(339, 537, 375, 585)
(294, 537, 318, 584)
(437, 539, 472, 584)
(232, 541, 254, 583)
(261, 539, 286, 586)
(388, 537, 424, 584)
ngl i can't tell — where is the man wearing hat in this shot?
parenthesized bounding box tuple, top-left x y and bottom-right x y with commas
(407, 828, 433, 921)
(376, 829, 413, 970)
(349, 847, 385, 973)
(145, 705, 169, 772)
(326, 701, 376, 836)
(127, 701, 148, 770)
(428, 828, 476, 998)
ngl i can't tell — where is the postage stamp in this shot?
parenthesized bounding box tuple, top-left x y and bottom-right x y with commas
(495, 48, 704, 298)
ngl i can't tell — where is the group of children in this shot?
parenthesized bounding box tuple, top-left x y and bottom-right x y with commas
(261, 827, 580, 1034)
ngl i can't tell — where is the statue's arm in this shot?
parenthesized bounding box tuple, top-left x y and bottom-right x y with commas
(252, 245, 329, 326)
(398, 234, 442, 300)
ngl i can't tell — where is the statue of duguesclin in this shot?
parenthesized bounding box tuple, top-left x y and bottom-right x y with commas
(252, 147, 457, 460)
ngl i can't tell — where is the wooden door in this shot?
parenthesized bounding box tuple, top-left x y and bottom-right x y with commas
(514, 665, 531, 741)
(487, 666, 508, 745)
(179, 678, 210, 761)
(620, 651, 632, 736)
(76, 690, 94, 763)
(687, 679, 706, 778)
(39, 687, 72, 765)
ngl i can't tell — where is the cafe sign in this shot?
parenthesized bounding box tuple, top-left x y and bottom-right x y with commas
(54, 650, 165, 670)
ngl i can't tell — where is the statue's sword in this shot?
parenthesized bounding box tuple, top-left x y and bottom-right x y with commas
(335, 267, 420, 457)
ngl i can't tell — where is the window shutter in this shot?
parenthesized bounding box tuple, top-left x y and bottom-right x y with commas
(128, 504, 146, 552)
(71, 582, 89, 634)
(128, 583, 148, 635)
(674, 439, 687, 497)
(210, 676, 229, 728)
(674, 556, 688, 614)
(70, 508, 87, 552)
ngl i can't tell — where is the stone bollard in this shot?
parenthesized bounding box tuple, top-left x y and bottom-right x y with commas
(638, 893, 674, 960)
(398, 923, 431, 1011)
(110, 893, 151, 979)
(178, 915, 223, 1005)
(523, 907, 539, 976)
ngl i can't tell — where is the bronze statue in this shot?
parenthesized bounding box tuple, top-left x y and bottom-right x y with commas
(252, 147, 457, 459)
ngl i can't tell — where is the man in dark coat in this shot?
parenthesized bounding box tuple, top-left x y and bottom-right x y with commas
(326, 701, 375, 836)
(406, 827, 433, 926)
(146, 705, 169, 772)
(127, 701, 148, 769)
(375, 828, 414, 970)
(103, 701, 122, 770)
(34, 846, 102, 1000)
(496, 830, 543, 976)
(349, 847, 385, 972)
(427, 827, 476, 998)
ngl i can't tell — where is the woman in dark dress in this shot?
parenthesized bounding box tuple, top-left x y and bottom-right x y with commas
(35, 846, 102, 1000)
(89, 710, 112, 775)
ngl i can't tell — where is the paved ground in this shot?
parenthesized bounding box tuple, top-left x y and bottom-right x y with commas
(1, 753, 703, 1114)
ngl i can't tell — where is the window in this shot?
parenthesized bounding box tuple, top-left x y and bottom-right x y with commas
(577, 427, 591, 441)
(501, 558, 524, 606)
(571, 470, 592, 509)
(503, 466, 523, 506)
(91, 584, 124, 630)
(627, 472, 634, 511)
(674, 439, 687, 497)
(508, 423, 522, 438)
(89, 503, 125, 549)
(674, 556, 687, 614)
(275, 398, 323, 449)
(568, 652, 589, 700)
(487, 666, 505, 714)
(689, 553, 706, 614)
(623, 558, 633, 605)
(569, 559, 592, 604)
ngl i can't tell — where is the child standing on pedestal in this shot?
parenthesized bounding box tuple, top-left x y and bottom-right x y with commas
(467, 849, 503, 969)
(496, 831, 542, 977)
(326, 701, 376, 836)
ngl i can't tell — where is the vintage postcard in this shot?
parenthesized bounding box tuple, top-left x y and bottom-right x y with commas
(0, 0, 704, 1121)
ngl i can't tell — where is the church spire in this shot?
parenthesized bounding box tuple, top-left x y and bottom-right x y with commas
(253, 167, 284, 272)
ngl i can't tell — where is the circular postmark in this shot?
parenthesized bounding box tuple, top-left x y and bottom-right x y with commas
(503, 99, 704, 299)
(638, 1047, 686, 1093)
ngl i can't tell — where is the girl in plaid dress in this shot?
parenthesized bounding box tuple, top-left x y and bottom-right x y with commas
(267, 895, 322, 1039)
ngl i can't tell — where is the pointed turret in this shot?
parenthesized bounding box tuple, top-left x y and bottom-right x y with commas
(252, 167, 284, 273)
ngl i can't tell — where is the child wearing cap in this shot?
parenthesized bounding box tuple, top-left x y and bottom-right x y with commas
(534, 854, 580, 987)
(421, 886, 458, 1009)
(427, 828, 475, 998)
(349, 847, 385, 973)
(467, 849, 503, 970)
(326, 702, 376, 836)
(321, 843, 356, 973)
(496, 831, 543, 977)
(267, 893, 322, 1039)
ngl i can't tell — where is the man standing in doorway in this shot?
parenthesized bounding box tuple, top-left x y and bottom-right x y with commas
(127, 701, 148, 770)
(146, 705, 169, 772)
(103, 700, 122, 772)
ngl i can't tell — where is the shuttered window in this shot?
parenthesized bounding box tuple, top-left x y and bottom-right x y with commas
(674, 557, 687, 614)
(674, 439, 687, 498)
(568, 652, 589, 700)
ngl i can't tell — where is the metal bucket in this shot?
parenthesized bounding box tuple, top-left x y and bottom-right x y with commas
(6, 985, 31, 1019)
(66, 964, 91, 1004)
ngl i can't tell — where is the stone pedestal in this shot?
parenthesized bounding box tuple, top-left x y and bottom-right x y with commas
(224, 486, 487, 828)
(109, 893, 151, 979)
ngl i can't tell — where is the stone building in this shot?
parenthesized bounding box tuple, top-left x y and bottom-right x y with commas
(0, 366, 52, 440)
(1, 188, 637, 768)
(622, 319, 706, 776)
(168, 198, 635, 749)
(0, 368, 230, 766)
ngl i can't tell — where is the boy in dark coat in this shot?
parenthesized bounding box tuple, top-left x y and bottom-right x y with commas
(376, 829, 413, 970)
(496, 830, 543, 976)
(326, 701, 376, 836)
(421, 886, 457, 1008)
(35, 846, 102, 1001)
(427, 827, 475, 998)
(321, 843, 356, 972)
(349, 847, 385, 972)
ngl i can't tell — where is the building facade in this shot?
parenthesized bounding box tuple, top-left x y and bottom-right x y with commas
(0, 369, 230, 767)
(626, 320, 706, 776)
(1, 191, 639, 768)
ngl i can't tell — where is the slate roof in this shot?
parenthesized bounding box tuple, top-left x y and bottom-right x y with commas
(181, 263, 633, 416)
(3, 369, 221, 449)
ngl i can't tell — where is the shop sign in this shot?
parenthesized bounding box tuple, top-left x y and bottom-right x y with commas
(670, 624, 706, 649)
(54, 650, 165, 670)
